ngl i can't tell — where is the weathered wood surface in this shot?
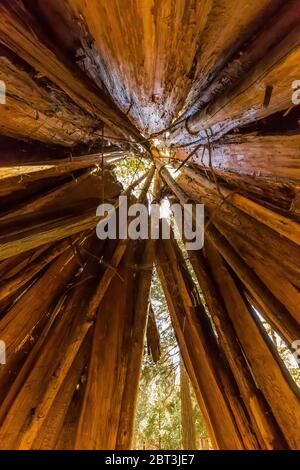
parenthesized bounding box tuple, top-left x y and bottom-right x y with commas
(24, 0, 211, 135)
(176, 0, 298, 120)
(11, 0, 283, 137)
(75, 258, 135, 449)
(31, 331, 92, 450)
(180, 359, 197, 450)
(157, 235, 257, 450)
(188, 248, 288, 449)
(0, 0, 299, 452)
(182, 166, 300, 247)
(177, 171, 300, 289)
(0, 168, 121, 225)
(175, 134, 300, 183)
(0, 237, 104, 449)
(205, 241, 300, 449)
(0, 50, 102, 146)
(168, 12, 300, 145)
(117, 239, 156, 449)
(0, 1, 143, 142)
(0, 238, 73, 303)
(0, 150, 124, 198)
(0, 168, 149, 261)
(0, 245, 82, 362)
(174, 133, 300, 212)
(210, 224, 300, 326)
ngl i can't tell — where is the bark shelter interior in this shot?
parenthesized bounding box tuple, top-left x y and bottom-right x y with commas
(0, 0, 300, 450)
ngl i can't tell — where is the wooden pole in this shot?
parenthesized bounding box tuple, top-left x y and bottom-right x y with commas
(0, 168, 150, 261)
(116, 238, 156, 449)
(204, 240, 300, 449)
(177, 171, 300, 299)
(210, 223, 300, 333)
(156, 235, 257, 450)
(0, 243, 102, 449)
(75, 257, 135, 449)
(31, 331, 92, 450)
(0, 237, 80, 303)
(187, 248, 288, 449)
(183, 166, 300, 247)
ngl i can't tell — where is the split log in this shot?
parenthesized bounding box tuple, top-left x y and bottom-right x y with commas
(4, 234, 154, 449)
(55, 374, 87, 450)
(177, 171, 300, 289)
(31, 331, 92, 450)
(0, 168, 149, 261)
(0, 1, 143, 141)
(7, 242, 127, 448)
(175, 0, 283, 116)
(176, 133, 300, 184)
(0, 236, 92, 406)
(0, 50, 102, 146)
(85, 166, 155, 320)
(0, 167, 122, 223)
(30, 0, 212, 135)
(75, 258, 135, 449)
(0, 238, 105, 449)
(0, 237, 80, 303)
(0, 294, 67, 425)
(0, 242, 84, 362)
(116, 238, 156, 449)
(152, 147, 190, 204)
(156, 236, 258, 450)
(211, 223, 300, 328)
(0, 209, 99, 261)
(190, 165, 299, 213)
(0, 244, 50, 279)
(204, 241, 300, 449)
(76, 169, 154, 449)
(169, 17, 300, 145)
(174, 136, 300, 212)
(183, 166, 300, 247)
(178, 0, 299, 119)
(187, 248, 287, 449)
(0, 259, 92, 448)
(0, 150, 124, 198)
(156, 161, 300, 343)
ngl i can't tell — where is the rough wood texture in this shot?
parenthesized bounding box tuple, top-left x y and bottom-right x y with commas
(168, 16, 300, 144)
(31, 332, 92, 450)
(176, 133, 300, 183)
(157, 235, 258, 450)
(205, 241, 300, 449)
(0, 50, 102, 146)
(117, 239, 156, 449)
(183, 166, 300, 246)
(0, 238, 74, 302)
(177, 171, 300, 290)
(75, 258, 135, 449)
(0, 0, 299, 452)
(0, 1, 143, 142)
(0, 150, 124, 198)
(188, 248, 287, 449)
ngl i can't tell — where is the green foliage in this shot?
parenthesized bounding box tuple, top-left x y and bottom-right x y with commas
(112, 153, 149, 193)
